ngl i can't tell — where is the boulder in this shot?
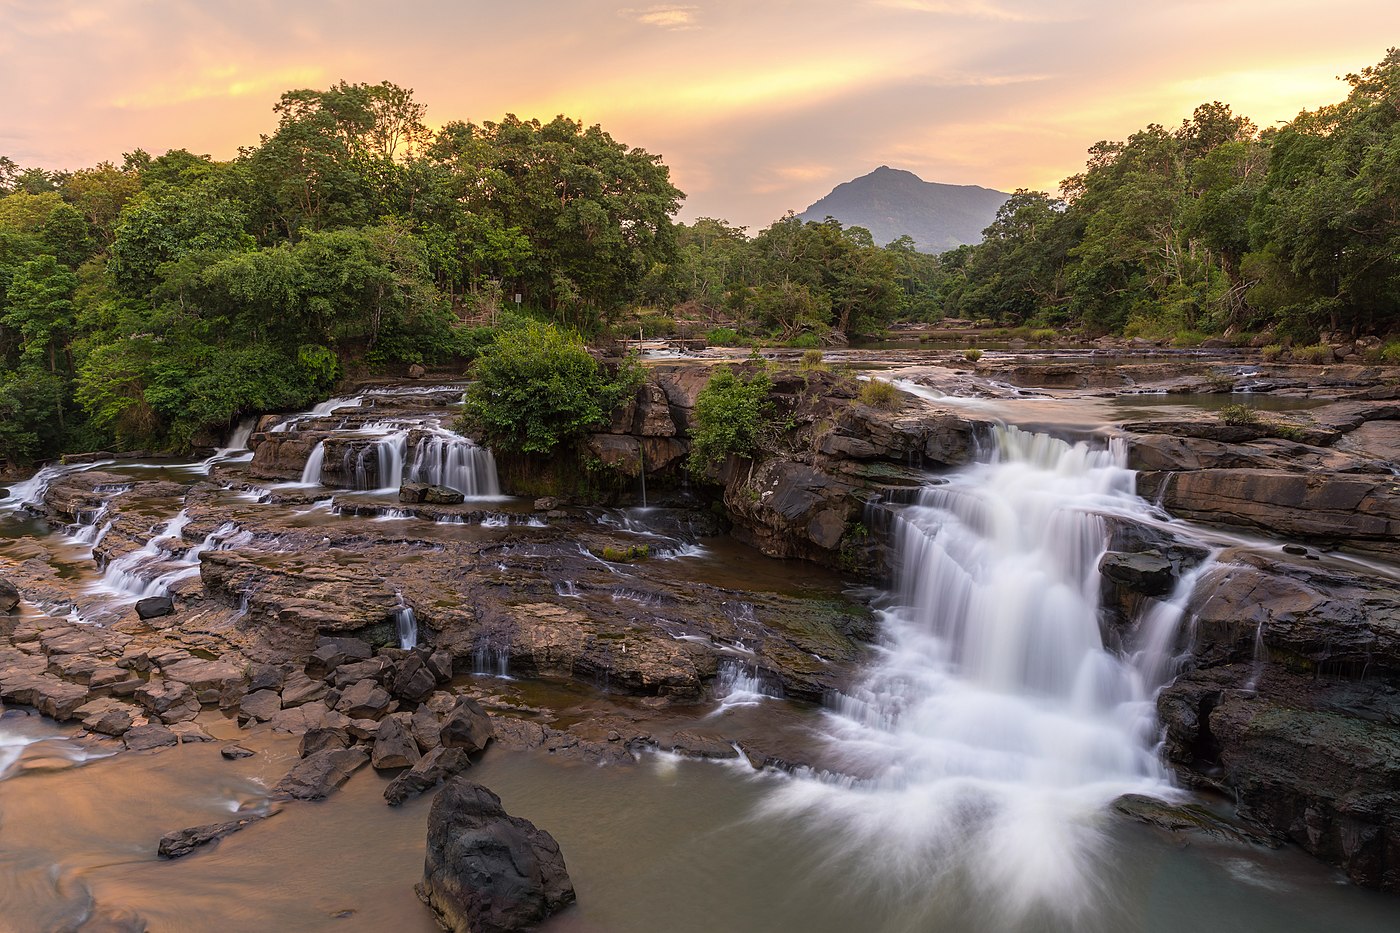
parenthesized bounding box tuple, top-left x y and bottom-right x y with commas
(221, 743, 255, 760)
(134, 596, 174, 620)
(123, 723, 178, 751)
(238, 688, 283, 724)
(439, 697, 493, 753)
(1098, 550, 1175, 597)
(271, 747, 369, 800)
(337, 679, 393, 719)
(400, 482, 430, 503)
(390, 654, 437, 703)
(411, 705, 443, 751)
(416, 778, 575, 933)
(0, 577, 19, 612)
(76, 697, 137, 736)
(280, 669, 328, 707)
(306, 635, 374, 678)
(300, 726, 351, 758)
(424, 485, 466, 505)
(384, 747, 471, 806)
(135, 679, 200, 724)
(371, 715, 422, 770)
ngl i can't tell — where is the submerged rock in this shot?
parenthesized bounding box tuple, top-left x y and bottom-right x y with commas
(417, 778, 575, 933)
(271, 747, 369, 800)
(158, 813, 270, 859)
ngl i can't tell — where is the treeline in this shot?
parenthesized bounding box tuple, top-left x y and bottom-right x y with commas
(0, 81, 682, 463)
(937, 49, 1400, 343)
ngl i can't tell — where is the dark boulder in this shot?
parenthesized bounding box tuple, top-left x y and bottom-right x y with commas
(424, 485, 466, 505)
(416, 778, 575, 932)
(372, 715, 422, 770)
(1099, 550, 1175, 597)
(384, 747, 471, 806)
(271, 747, 369, 800)
(158, 813, 269, 859)
(0, 577, 19, 612)
(391, 654, 438, 703)
(439, 697, 494, 753)
(134, 596, 174, 620)
(400, 482, 430, 503)
(300, 726, 351, 758)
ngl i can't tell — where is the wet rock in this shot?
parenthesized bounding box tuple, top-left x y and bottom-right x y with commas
(135, 679, 199, 724)
(134, 596, 174, 620)
(330, 656, 391, 688)
(417, 778, 575, 933)
(0, 577, 19, 612)
(238, 688, 282, 724)
(1099, 550, 1175, 597)
(162, 658, 244, 704)
(1112, 794, 1278, 846)
(424, 485, 466, 505)
(169, 721, 215, 743)
(221, 743, 255, 760)
(300, 726, 351, 757)
(159, 813, 269, 858)
(123, 723, 178, 751)
(385, 747, 472, 806)
(76, 698, 137, 736)
(666, 731, 740, 760)
(268, 700, 338, 735)
(439, 697, 493, 753)
(428, 650, 454, 684)
(371, 715, 422, 770)
(271, 747, 369, 800)
(336, 679, 393, 719)
(0, 672, 91, 720)
(400, 482, 430, 503)
(280, 669, 328, 707)
(307, 635, 374, 678)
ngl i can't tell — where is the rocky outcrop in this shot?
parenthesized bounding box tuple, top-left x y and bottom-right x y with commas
(417, 778, 575, 933)
(1155, 551, 1400, 891)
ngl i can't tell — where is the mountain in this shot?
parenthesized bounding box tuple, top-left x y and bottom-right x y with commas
(795, 166, 1010, 253)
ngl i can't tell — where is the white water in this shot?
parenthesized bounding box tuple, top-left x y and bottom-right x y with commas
(95, 512, 253, 600)
(393, 599, 418, 650)
(768, 426, 1185, 924)
(197, 416, 257, 472)
(407, 432, 500, 497)
(353, 432, 408, 492)
(299, 443, 326, 485)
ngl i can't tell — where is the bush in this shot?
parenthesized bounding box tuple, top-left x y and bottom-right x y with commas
(858, 379, 899, 410)
(789, 332, 821, 349)
(688, 365, 773, 469)
(1030, 329, 1057, 343)
(1292, 343, 1335, 364)
(458, 321, 642, 455)
(706, 326, 744, 347)
(1218, 403, 1259, 426)
(963, 348, 983, 362)
(1379, 341, 1400, 365)
(1260, 343, 1286, 362)
(799, 349, 826, 371)
(599, 544, 650, 562)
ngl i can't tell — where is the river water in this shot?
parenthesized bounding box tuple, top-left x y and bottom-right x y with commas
(1, 389, 1397, 931)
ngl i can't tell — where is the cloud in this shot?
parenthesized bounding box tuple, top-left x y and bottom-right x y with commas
(871, 0, 1067, 22)
(111, 65, 328, 109)
(620, 5, 699, 29)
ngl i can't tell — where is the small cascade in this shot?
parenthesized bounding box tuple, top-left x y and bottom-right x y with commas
(354, 432, 408, 491)
(711, 658, 782, 714)
(1244, 621, 1268, 692)
(407, 432, 500, 497)
(768, 425, 1191, 921)
(471, 637, 511, 677)
(299, 442, 326, 485)
(393, 601, 418, 650)
(271, 395, 364, 433)
(96, 514, 252, 599)
(553, 580, 580, 598)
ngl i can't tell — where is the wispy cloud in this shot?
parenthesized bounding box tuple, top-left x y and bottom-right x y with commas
(872, 0, 1064, 22)
(620, 5, 700, 29)
(112, 65, 327, 109)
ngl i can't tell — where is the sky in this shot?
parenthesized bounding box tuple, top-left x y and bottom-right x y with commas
(1, 0, 1396, 230)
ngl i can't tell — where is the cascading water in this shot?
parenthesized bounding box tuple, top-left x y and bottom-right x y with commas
(393, 603, 418, 650)
(407, 432, 500, 497)
(767, 425, 1188, 925)
(353, 432, 408, 492)
(299, 442, 326, 485)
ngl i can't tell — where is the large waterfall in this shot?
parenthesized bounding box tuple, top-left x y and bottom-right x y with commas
(769, 426, 1190, 924)
(407, 433, 501, 497)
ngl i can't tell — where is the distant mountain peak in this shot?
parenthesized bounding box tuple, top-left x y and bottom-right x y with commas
(795, 167, 1009, 253)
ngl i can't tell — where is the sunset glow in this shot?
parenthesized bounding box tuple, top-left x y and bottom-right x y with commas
(2, 0, 1395, 227)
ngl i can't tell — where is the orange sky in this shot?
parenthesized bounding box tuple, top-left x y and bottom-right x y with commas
(1, 0, 1395, 230)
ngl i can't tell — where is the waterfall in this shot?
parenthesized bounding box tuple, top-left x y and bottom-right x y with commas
(354, 432, 408, 491)
(767, 425, 1187, 922)
(96, 513, 252, 599)
(300, 442, 326, 485)
(197, 416, 257, 473)
(407, 432, 500, 497)
(394, 603, 418, 650)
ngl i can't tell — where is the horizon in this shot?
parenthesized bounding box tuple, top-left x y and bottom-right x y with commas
(2, 1, 1396, 230)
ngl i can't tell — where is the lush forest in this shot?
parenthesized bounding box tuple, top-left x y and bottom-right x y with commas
(3, 50, 1398, 466)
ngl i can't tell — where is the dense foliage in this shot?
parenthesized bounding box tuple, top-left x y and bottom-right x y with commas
(457, 322, 642, 455)
(687, 365, 774, 470)
(935, 50, 1400, 342)
(0, 81, 682, 464)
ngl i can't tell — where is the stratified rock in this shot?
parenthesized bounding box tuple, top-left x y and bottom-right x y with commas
(271, 747, 369, 800)
(439, 697, 493, 753)
(76, 697, 137, 736)
(123, 723, 178, 751)
(416, 779, 575, 933)
(400, 482, 430, 504)
(372, 715, 421, 770)
(300, 727, 351, 758)
(1098, 550, 1175, 597)
(159, 814, 269, 858)
(135, 596, 174, 620)
(424, 485, 466, 505)
(384, 747, 471, 806)
(135, 679, 199, 724)
(280, 669, 328, 707)
(0, 673, 91, 720)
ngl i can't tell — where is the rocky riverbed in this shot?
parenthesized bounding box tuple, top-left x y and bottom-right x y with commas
(2, 350, 1399, 929)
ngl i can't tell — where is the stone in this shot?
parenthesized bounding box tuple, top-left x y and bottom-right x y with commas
(300, 726, 351, 758)
(384, 747, 471, 806)
(372, 714, 422, 770)
(411, 705, 443, 751)
(271, 747, 369, 800)
(76, 697, 136, 736)
(162, 658, 245, 703)
(0, 673, 91, 720)
(169, 721, 215, 743)
(221, 743, 256, 760)
(159, 814, 269, 858)
(1098, 550, 1176, 598)
(306, 636, 374, 678)
(330, 656, 391, 688)
(280, 669, 328, 707)
(533, 497, 562, 510)
(439, 697, 494, 753)
(428, 650, 454, 684)
(238, 688, 282, 723)
(336, 679, 393, 719)
(408, 363, 427, 379)
(399, 482, 430, 503)
(390, 654, 437, 703)
(0, 577, 19, 612)
(417, 778, 575, 933)
(123, 723, 178, 751)
(268, 700, 334, 735)
(135, 679, 200, 724)
(135, 596, 175, 619)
